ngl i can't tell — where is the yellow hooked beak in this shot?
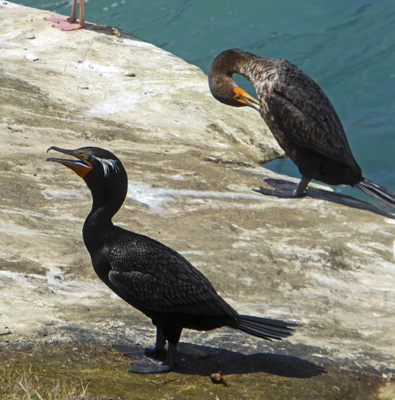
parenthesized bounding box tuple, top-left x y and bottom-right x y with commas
(234, 87, 260, 111)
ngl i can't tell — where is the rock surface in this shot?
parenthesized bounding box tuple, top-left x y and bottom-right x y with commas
(0, 2, 394, 397)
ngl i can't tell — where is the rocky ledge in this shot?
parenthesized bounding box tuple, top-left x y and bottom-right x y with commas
(0, 2, 394, 399)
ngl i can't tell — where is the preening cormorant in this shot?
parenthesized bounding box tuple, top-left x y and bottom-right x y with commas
(208, 48, 395, 207)
(45, 0, 85, 30)
(46, 146, 295, 373)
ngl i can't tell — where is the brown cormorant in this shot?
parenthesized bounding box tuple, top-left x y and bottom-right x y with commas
(208, 48, 395, 207)
(46, 146, 295, 373)
(45, 0, 85, 31)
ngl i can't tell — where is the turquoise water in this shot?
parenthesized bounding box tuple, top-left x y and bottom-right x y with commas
(18, 0, 395, 201)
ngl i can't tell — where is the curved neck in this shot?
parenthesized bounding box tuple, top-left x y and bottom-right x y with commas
(83, 180, 127, 252)
(209, 50, 275, 107)
(234, 54, 276, 96)
(90, 189, 123, 223)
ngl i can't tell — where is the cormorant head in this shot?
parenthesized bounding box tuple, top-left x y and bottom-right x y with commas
(208, 48, 260, 111)
(46, 146, 128, 203)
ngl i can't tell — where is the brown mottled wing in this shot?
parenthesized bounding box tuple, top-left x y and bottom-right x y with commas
(264, 60, 359, 172)
(107, 229, 237, 318)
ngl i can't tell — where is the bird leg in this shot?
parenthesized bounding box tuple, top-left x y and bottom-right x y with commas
(164, 341, 177, 368)
(295, 176, 311, 196)
(115, 327, 167, 361)
(254, 175, 311, 198)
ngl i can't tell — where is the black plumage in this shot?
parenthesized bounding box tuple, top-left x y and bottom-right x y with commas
(46, 146, 295, 373)
(208, 48, 395, 207)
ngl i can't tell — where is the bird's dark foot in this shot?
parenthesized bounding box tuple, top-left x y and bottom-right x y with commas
(254, 178, 308, 198)
(128, 357, 173, 374)
(112, 344, 166, 361)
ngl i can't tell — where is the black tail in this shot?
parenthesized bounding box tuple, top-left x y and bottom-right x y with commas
(237, 315, 296, 341)
(355, 178, 395, 208)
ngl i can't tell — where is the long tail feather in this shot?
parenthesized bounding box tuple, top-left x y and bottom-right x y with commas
(355, 178, 395, 208)
(237, 315, 296, 341)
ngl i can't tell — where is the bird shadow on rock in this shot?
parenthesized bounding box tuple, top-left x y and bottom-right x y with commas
(257, 178, 395, 219)
(116, 343, 325, 378)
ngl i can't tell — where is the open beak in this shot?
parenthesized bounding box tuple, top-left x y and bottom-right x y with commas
(234, 87, 260, 111)
(46, 146, 92, 178)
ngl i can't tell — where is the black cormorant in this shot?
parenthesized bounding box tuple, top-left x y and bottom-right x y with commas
(208, 48, 395, 207)
(46, 146, 295, 373)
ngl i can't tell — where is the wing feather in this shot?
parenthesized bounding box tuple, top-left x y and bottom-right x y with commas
(262, 60, 360, 172)
(106, 230, 237, 318)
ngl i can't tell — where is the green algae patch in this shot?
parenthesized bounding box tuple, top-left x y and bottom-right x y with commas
(0, 343, 391, 399)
